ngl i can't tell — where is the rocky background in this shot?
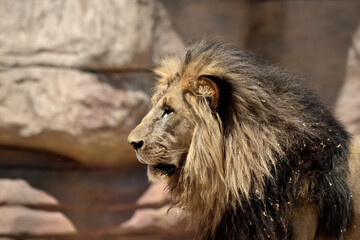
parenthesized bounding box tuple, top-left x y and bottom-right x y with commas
(0, 0, 359, 239)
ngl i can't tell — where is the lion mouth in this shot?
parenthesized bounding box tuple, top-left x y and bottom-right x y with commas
(149, 163, 176, 178)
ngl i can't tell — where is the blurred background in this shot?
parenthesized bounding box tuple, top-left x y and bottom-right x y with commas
(0, 0, 360, 239)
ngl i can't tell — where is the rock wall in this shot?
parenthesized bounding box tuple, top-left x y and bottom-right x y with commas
(336, 24, 360, 135)
(0, 0, 359, 239)
(0, 0, 187, 239)
(0, 0, 183, 167)
(161, 0, 360, 105)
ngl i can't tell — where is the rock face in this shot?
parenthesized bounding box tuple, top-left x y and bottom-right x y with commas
(0, 179, 58, 205)
(0, 0, 183, 70)
(121, 182, 192, 238)
(0, 67, 150, 166)
(336, 24, 360, 135)
(0, 0, 184, 166)
(161, 0, 360, 106)
(0, 179, 76, 235)
(0, 0, 186, 237)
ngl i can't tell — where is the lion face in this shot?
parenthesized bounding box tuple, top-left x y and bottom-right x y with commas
(128, 81, 196, 181)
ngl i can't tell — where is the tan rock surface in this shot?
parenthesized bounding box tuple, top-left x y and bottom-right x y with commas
(0, 0, 184, 167)
(0, 67, 150, 166)
(0, 179, 76, 235)
(121, 182, 191, 234)
(0, 179, 57, 205)
(121, 205, 183, 230)
(0, 0, 183, 70)
(336, 24, 360, 135)
(0, 206, 76, 235)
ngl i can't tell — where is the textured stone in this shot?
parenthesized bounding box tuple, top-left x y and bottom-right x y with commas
(0, 0, 183, 167)
(0, 179, 57, 205)
(160, 0, 250, 48)
(0, 206, 75, 235)
(336, 24, 360, 135)
(133, 182, 169, 205)
(121, 182, 190, 234)
(161, 0, 360, 105)
(0, 157, 149, 231)
(121, 205, 182, 230)
(0, 0, 183, 70)
(0, 67, 150, 166)
(276, 1, 360, 105)
(0, 179, 75, 235)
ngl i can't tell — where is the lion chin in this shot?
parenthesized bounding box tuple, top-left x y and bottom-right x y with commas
(135, 152, 177, 179)
(128, 40, 360, 240)
(148, 163, 176, 179)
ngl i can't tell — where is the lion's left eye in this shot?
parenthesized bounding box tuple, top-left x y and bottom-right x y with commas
(161, 106, 173, 118)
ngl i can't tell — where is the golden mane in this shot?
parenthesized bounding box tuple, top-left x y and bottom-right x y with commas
(152, 41, 353, 239)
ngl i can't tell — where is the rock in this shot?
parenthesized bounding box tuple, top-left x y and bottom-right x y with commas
(0, 0, 184, 166)
(120, 182, 170, 230)
(0, 0, 183, 70)
(0, 179, 57, 205)
(0, 206, 75, 235)
(161, 0, 360, 106)
(0, 161, 149, 230)
(0, 179, 75, 235)
(159, 0, 251, 48)
(134, 182, 169, 205)
(335, 23, 360, 135)
(0, 67, 150, 167)
(120, 205, 183, 230)
(151, 0, 185, 63)
(120, 182, 190, 234)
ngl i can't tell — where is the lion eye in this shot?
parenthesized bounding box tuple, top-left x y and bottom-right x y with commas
(161, 106, 173, 118)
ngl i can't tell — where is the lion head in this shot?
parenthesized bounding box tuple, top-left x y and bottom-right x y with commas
(127, 78, 196, 181)
(128, 41, 352, 239)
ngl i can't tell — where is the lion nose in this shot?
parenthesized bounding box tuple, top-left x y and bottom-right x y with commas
(129, 140, 144, 151)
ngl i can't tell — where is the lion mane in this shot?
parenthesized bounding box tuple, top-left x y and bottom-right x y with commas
(152, 41, 354, 239)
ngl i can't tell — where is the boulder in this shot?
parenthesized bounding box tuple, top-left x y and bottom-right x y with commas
(0, 179, 75, 235)
(120, 205, 182, 230)
(0, 0, 183, 70)
(0, 0, 184, 167)
(336, 24, 360, 135)
(0, 179, 57, 205)
(0, 67, 150, 167)
(121, 182, 190, 234)
(0, 206, 75, 235)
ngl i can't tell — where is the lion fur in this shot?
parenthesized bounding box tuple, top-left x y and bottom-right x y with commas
(154, 41, 354, 239)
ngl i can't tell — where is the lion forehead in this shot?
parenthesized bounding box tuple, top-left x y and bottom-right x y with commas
(154, 56, 183, 89)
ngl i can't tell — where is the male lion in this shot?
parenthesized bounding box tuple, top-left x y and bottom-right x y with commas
(128, 41, 360, 240)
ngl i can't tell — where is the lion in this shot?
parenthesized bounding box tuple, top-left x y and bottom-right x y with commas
(128, 41, 360, 240)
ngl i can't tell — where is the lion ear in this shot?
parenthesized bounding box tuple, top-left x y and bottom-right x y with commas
(197, 76, 220, 110)
(183, 75, 220, 110)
